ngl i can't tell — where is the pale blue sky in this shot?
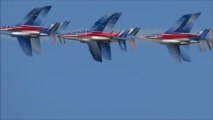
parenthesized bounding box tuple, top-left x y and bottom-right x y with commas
(1, 0, 213, 119)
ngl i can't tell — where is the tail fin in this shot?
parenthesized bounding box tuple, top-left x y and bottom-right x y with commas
(117, 29, 130, 52)
(118, 29, 129, 37)
(117, 27, 140, 51)
(195, 29, 212, 51)
(128, 27, 140, 36)
(48, 22, 60, 33)
(59, 21, 70, 31)
(128, 27, 140, 48)
(47, 23, 60, 43)
(48, 22, 70, 44)
(196, 29, 210, 40)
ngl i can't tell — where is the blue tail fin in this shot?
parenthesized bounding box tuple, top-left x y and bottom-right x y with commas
(119, 29, 129, 37)
(128, 27, 140, 48)
(48, 23, 60, 33)
(128, 27, 140, 36)
(195, 29, 212, 51)
(58, 21, 70, 32)
(118, 29, 130, 52)
(196, 29, 210, 40)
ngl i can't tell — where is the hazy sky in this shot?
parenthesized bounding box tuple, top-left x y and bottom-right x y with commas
(1, 0, 213, 119)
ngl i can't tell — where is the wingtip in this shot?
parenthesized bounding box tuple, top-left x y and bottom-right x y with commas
(193, 12, 201, 15)
(113, 12, 122, 16)
(96, 59, 103, 62)
(42, 5, 52, 9)
(25, 53, 33, 56)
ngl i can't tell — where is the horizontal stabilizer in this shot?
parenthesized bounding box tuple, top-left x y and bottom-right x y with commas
(118, 40, 127, 52)
(129, 39, 136, 48)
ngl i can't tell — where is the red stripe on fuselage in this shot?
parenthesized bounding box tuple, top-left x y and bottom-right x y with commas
(159, 33, 199, 39)
(10, 25, 44, 31)
(77, 32, 119, 37)
(62, 31, 119, 37)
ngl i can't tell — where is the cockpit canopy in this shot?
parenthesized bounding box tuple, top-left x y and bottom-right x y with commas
(0, 25, 16, 29)
(70, 29, 92, 35)
(147, 33, 161, 37)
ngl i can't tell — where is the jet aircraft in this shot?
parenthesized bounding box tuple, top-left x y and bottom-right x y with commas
(58, 13, 140, 62)
(145, 12, 210, 62)
(0, 6, 70, 56)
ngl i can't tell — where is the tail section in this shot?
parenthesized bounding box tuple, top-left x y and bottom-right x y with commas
(165, 12, 201, 34)
(48, 22, 60, 33)
(194, 29, 211, 51)
(48, 21, 70, 44)
(128, 27, 140, 48)
(47, 21, 70, 34)
(57, 21, 70, 33)
(118, 29, 129, 37)
(196, 29, 210, 40)
(117, 29, 130, 51)
(116, 27, 140, 51)
(128, 27, 140, 36)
